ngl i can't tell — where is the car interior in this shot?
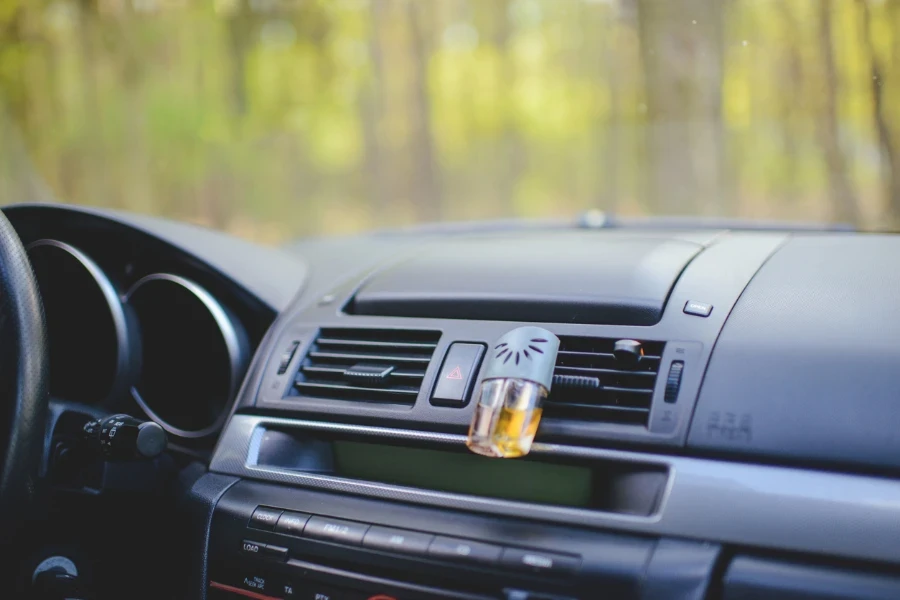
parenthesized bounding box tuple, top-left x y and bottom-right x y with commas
(5, 0, 900, 597)
(0, 203, 897, 600)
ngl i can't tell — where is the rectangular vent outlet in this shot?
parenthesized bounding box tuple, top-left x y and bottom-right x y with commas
(294, 328, 441, 405)
(548, 336, 666, 426)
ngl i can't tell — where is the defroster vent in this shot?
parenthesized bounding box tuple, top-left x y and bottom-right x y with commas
(294, 328, 440, 405)
(547, 336, 665, 426)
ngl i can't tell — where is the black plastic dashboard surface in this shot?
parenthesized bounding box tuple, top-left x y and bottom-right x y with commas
(350, 231, 704, 325)
(3, 203, 307, 314)
(242, 231, 786, 449)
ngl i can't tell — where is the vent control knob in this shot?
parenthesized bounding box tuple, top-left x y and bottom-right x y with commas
(664, 361, 685, 403)
(613, 339, 644, 367)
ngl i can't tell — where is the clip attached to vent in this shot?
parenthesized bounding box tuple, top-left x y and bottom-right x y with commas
(466, 327, 560, 459)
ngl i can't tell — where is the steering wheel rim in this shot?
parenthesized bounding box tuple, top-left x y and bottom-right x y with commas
(0, 211, 48, 540)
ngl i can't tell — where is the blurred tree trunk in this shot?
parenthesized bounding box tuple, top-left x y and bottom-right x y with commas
(0, 104, 56, 204)
(361, 0, 389, 218)
(77, 0, 104, 206)
(860, 0, 900, 225)
(817, 0, 859, 225)
(494, 0, 521, 214)
(776, 1, 802, 204)
(637, 0, 724, 215)
(226, 4, 252, 117)
(407, 0, 442, 222)
(0, 4, 55, 204)
(600, 4, 627, 214)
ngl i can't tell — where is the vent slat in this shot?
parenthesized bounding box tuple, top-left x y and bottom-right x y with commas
(295, 382, 420, 396)
(547, 403, 651, 425)
(316, 338, 438, 351)
(557, 350, 661, 363)
(602, 386, 653, 396)
(293, 328, 440, 405)
(554, 366, 657, 378)
(551, 403, 650, 415)
(301, 365, 425, 380)
(554, 337, 665, 356)
(548, 336, 665, 427)
(559, 350, 660, 361)
(308, 351, 432, 364)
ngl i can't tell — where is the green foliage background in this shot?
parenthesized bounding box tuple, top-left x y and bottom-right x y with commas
(1, 0, 899, 242)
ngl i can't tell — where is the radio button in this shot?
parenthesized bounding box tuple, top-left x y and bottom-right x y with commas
(427, 536, 502, 566)
(304, 516, 369, 545)
(363, 526, 433, 555)
(249, 506, 283, 531)
(241, 540, 265, 556)
(262, 543, 288, 561)
(500, 548, 580, 576)
(294, 583, 364, 600)
(275, 511, 311, 537)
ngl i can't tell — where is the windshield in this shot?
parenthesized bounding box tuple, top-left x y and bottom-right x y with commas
(0, 0, 896, 241)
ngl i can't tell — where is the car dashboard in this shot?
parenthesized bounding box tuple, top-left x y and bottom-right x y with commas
(7, 203, 900, 600)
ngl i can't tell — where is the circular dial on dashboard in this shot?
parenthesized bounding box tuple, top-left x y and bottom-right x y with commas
(125, 274, 248, 439)
(27, 239, 132, 405)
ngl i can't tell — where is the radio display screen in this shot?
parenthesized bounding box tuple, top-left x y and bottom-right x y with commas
(332, 440, 593, 507)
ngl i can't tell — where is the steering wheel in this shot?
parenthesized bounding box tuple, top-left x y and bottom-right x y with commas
(0, 212, 48, 541)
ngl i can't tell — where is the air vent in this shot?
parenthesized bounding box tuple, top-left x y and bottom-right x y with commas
(547, 336, 666, 426)
(294, 328, 440, 405)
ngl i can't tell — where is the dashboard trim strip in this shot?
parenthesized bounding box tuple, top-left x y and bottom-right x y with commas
(212, 414, 900, 566)
(220, 416, 668, 526)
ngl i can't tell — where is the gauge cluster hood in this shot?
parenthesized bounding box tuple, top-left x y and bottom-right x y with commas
(349, 231, 707, 326)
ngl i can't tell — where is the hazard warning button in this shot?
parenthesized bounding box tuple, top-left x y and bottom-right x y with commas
(431, 343, 486, 407)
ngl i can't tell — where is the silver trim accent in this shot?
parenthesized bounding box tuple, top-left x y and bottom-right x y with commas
(125, 273, 247, 438)
(211, 414, 900, 565)
(32, 556, 78, 584)
(26, 239, 132, 405)
(212, 416, 671, 526)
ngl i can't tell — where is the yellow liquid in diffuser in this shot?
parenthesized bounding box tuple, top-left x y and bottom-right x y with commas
(492, 405, 543, 458)
(466, 378, 548, 458)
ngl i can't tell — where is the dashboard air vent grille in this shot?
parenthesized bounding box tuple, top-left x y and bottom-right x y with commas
(547, 336, 665, 426)
(294, 328, 440, 405)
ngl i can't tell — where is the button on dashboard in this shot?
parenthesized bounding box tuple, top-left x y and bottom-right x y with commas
(427, 536, 502, 566)
(296, 584, 362, 600)
(304, 516, 369, 545)
(241, 540, 265, 556)
(294, 583, 369, 600)
(500, 548, 580, 576)
(683, 300, 713, 317)
(275, 511, 311, 537)
(363, 526, 434, 555)
(431, 343, 486, 407)
(250, 507, 283, 531)
(262, 544, 288, 561)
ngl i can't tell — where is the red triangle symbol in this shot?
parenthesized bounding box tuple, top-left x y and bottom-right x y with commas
(446, 366, 463, 380)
